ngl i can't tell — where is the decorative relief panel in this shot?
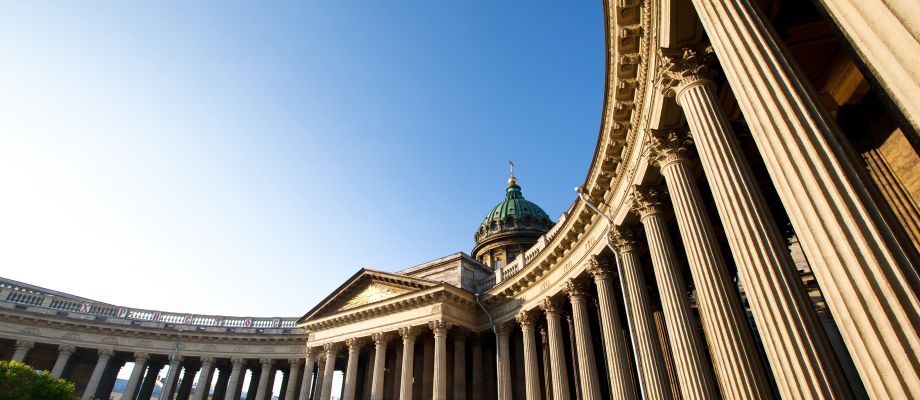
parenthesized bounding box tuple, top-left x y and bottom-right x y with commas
(338, 282, 409, 311)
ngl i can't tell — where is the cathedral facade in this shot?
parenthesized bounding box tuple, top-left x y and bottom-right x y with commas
(2, 0, 919, 399)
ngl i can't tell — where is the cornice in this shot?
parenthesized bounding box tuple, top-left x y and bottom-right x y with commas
(301, 284, 476, 332)
(0, 309, 306, 344)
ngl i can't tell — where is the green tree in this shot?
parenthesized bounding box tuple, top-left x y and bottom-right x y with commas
(0, 360, 79, 400)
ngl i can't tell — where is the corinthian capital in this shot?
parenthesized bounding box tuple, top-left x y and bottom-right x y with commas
(398, 326, 420, 341)
(586, 255, 614, 280)
(540, 297, 564, 316)
(371, 332, 394, 346)
(563, 278, 590, 299)
(515, 310, 537, 327)
(609, 225, 641, 253)
(657, 46, 717, 97)
(645, 129, 693, 169)
(428, 320, 452, 336)
(345, 337, 367, 351)
(630, 185, 667, 220)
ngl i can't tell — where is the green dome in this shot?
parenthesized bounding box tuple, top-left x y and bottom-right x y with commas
(475, 180, 553, 244)
(481, 184, 551, 224)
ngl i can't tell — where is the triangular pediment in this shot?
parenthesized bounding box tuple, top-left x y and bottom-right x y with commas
(337, 281, 410, 311)
(299, 269, 439, 323)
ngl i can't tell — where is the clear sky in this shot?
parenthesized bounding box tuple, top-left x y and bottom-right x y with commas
(0, 1, 604, 317)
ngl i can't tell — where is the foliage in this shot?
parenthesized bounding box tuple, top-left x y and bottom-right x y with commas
(0, 360, 79, 400)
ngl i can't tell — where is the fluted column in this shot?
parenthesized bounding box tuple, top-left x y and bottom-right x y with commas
(255, 359, 274, 400)
(495, 322, 513, 400)
(658, 48, 856, 397)
(321, 343, 341, 400)
(369, 333, 391, 400)
(343, 338, 364, 400)
(83, 348, 113, 400)
(50, 345, 76, 379)
(540, 298, 570, 400)
(564, 279, 603, 400)
(299, 350, 316, 400)
(631, 186, 720, 399)
(471, 334, 483, 398)
(138, 362, 165, 400)
(687, 0, 920, 396)
(516, 311, 542, 400)
(162, 356, 185, 400)
(585, 257, 636, 399)
(222, 358, 243, 400)
(286, 358, 303, 400)
(429, 321, 451, 400)
(452, 330, 467, 400)
(642, 133, 774, 399)
(176, 364, 200, 400)
(212, 367, 231, 400)
(814, 0, 920, 132)
(11, 340, 33, 362)
(313, 355, 327, 400)
(192, 357, 215, 400)
(611, 227, 672, 400)
(123, 353, 149, 400)
(653, 310, 683, 400)
(398, 327, 420, 400)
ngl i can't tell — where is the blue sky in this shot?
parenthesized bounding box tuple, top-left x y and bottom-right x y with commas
(0, 1, 604, 317)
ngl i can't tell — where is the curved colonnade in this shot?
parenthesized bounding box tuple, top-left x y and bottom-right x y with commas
(2, 0, 919, 399)
(0, 280, 307, 400)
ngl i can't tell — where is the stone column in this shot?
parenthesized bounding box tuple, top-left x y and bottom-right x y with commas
(138, 362, 165, 400)
(246, 366, 261, 400)
(564, 279, 603, 400)
(452, 330, 467, 400)
(540, 327, 552, 398)
(313, 355, 326, 400)
(647, 129, 780, 398)
(611, 227, 672, 400)
(286, 358, 303, 400)
(223, 358, 244, 400)
(342, 338, 364, 400)
(369, 333, 391, 400)
(586, 256, 637, 399)
(653, 310, 682, 400)
(429, 321, 451, 400)
(471, 334, 483, 398)
(516, 311, 542, 400)
(193, 357, 215, 400)
(299, 350, 316, 400)
(422, 338, 434, 400)
(176, 364, 200, 400)
(82, 348, 113, 400)
(162, 356, 185, 400)
(98, 358, 125, 400)
(631, 186, 720, 399)
(122, 352, 149, 400)
(11, 340, 34, 363)
(688, 0, 920, 396)
(255, 359, 274, 400)
(321, 343, 341, 400)
(565, 316, 582, 400)
(51, 345, 76, 379)
(398, 326, 420, 400)
(211, 367, 231, 400)
(540, 297, 570, 400)
(814, 0, 920, 132)
(492, 322, 512, 400)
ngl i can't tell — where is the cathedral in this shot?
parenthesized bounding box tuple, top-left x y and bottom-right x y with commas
(2, 0, 919, 399)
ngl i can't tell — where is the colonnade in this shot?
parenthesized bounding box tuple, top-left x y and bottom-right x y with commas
(1, 338, 306, 400)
